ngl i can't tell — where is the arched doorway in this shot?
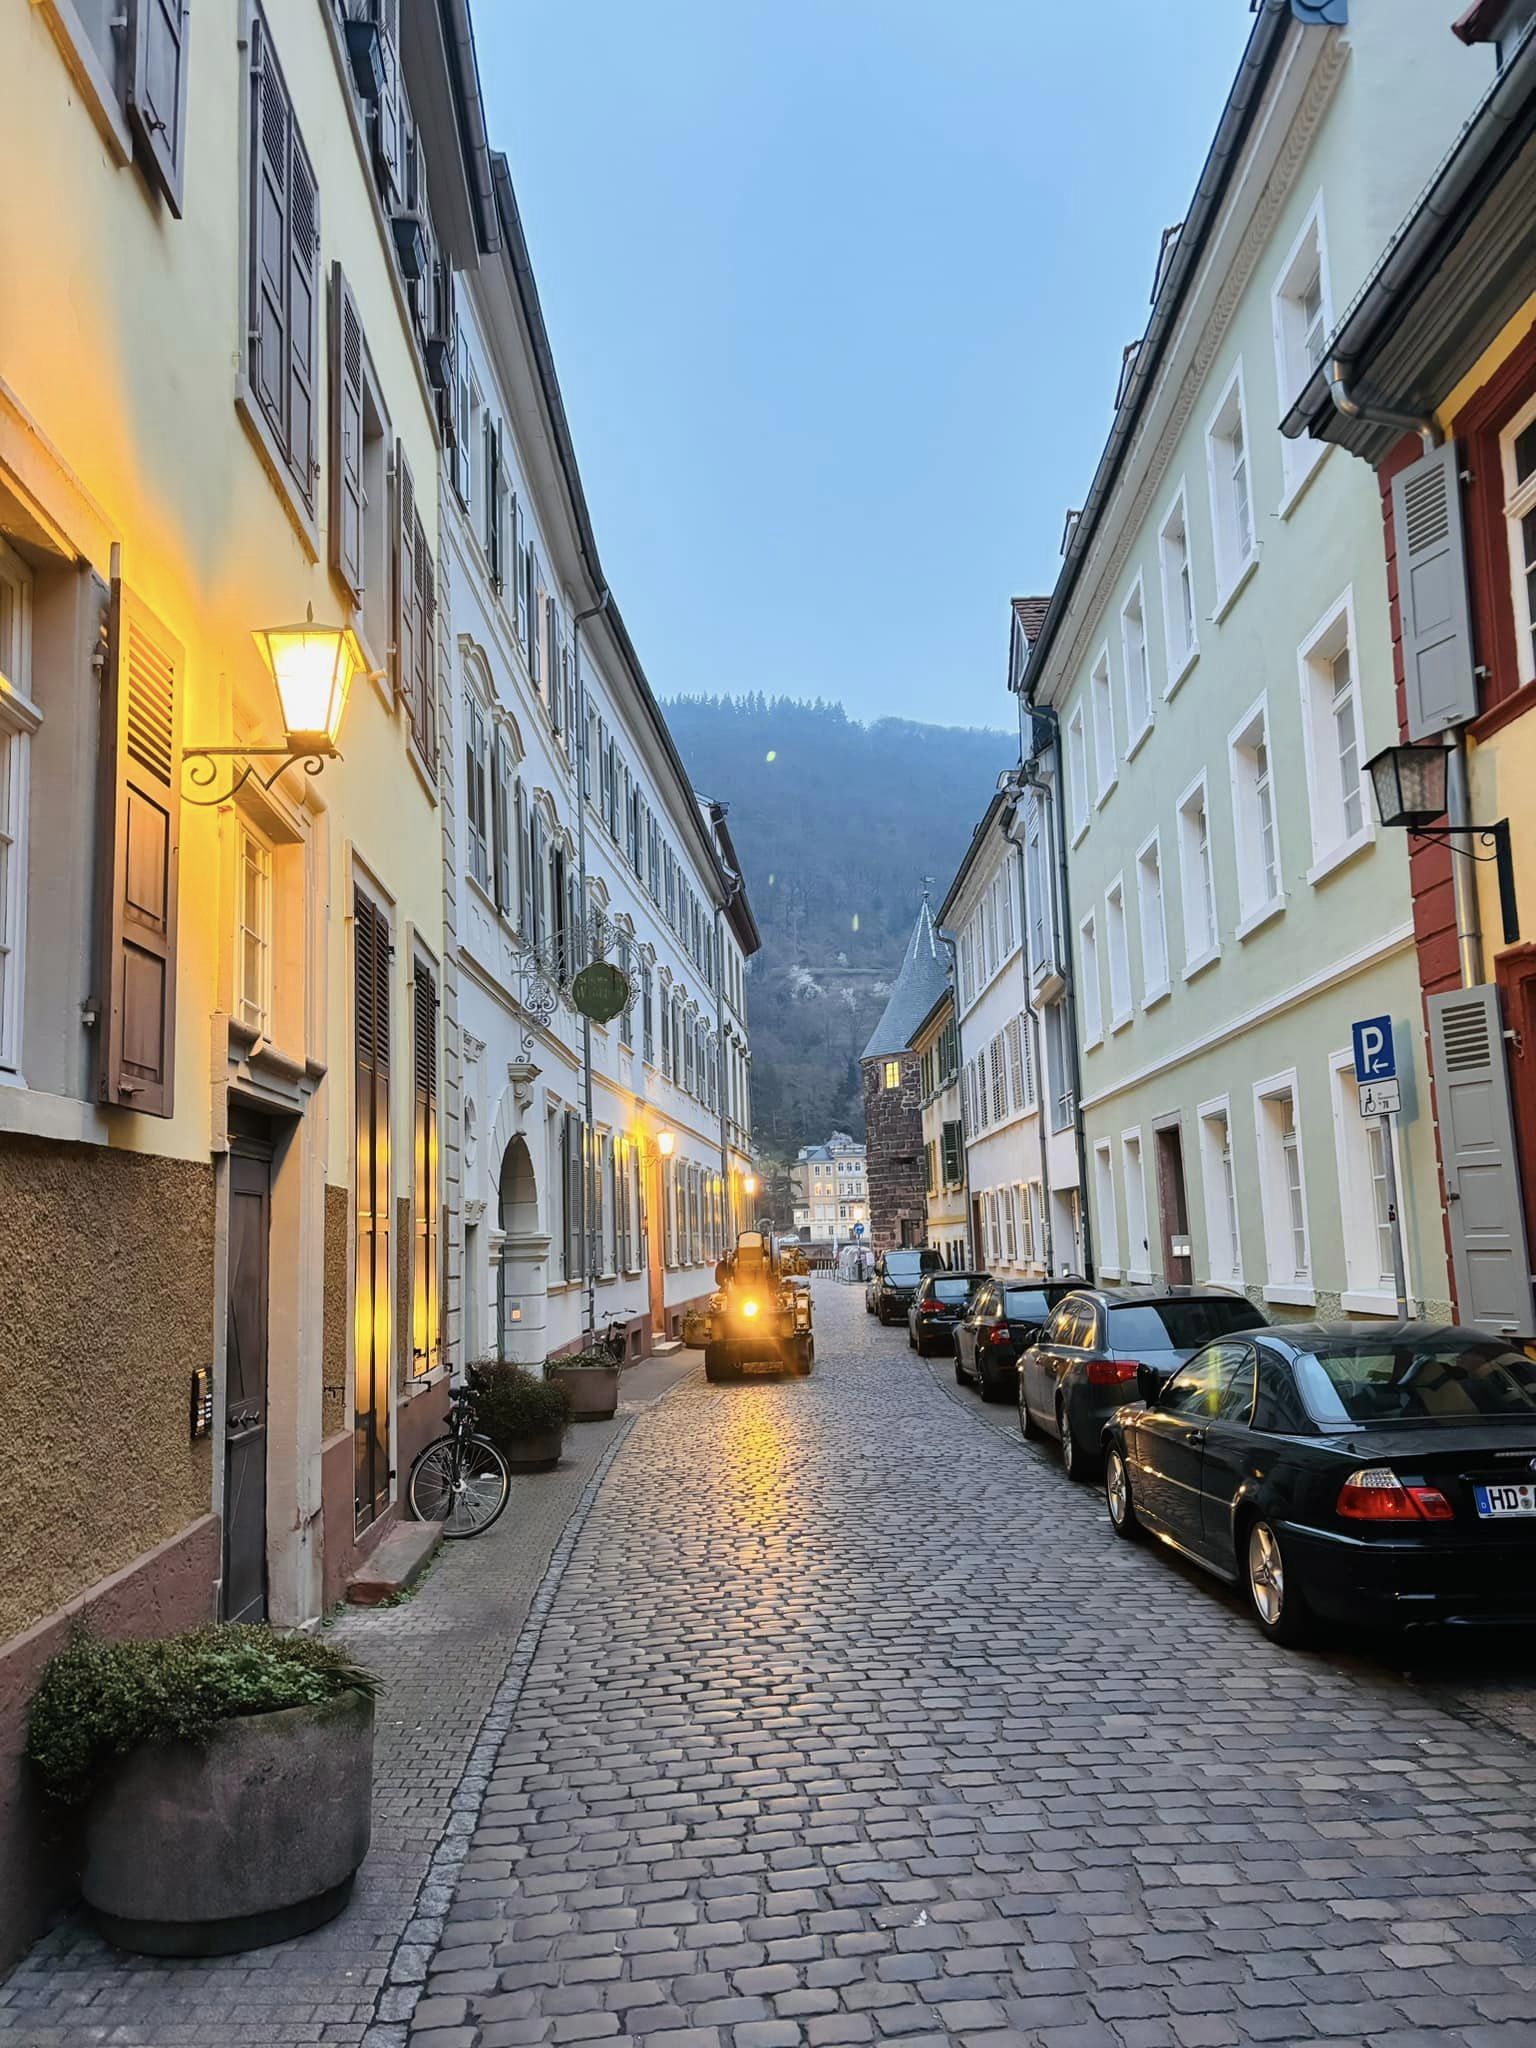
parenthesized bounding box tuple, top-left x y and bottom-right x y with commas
(496, 1134, 550, 1364)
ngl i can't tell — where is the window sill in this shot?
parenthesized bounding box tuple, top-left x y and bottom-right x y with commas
(1277, 440, 1331, 522)
(1306, 828, 1374, 889)
(1124, 718, 1154, 763)
(1163, 645, 1199, 700)
(1098, 1265, 1123, 1283)
(1211, 549, 1261, 625)
(1263, 1282, 1316, 1309)
(1341, 1289, 1406, 1318)
(1095, 774, 1118, 810)
(1142, 982, 1171, 1010)
(1203, 1270, 1244, 1292)
(405, 731, 440, 807)
(1071, 819, 1090, 850)
(1235, 895, 1286, 943)
(1110, 1009, 1135, 1036)
(235, 384, 320, 563)
(1182, 944, 1221, 983)
(1083, 1027, 1104, 1053)
(1127, 1268, 1154, 1285)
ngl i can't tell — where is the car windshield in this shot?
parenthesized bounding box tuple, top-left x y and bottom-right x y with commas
(883, 1255, 925, 1280)
(1002, 1289, 1051, 1322)
(1106, 1299, 1266, 1351)
(929, 1278, 975, 1302)
(1294, 1337, 1536, 1424)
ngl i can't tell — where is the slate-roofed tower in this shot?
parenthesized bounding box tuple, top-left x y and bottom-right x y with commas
(860, 896, 950, 1251)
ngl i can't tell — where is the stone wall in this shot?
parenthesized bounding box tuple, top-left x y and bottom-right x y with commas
(860, 1054, 928, 1250)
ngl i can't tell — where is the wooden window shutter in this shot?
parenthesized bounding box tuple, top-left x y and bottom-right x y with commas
(249, 18, 289, 441)
(492, 731, 513, 915)
(97, 577, 183, 1116)
(127, 0, 191, 216)
(1392, 440, 1478, 738)
(286, 127, 320, 504)
(393, 441, 415, 702)
(412, 515, 436, 768)
(515, 779, 533, 937)
(530, 803, 546, 944)
(1428, 985, 1535, 1337)
(412, 960, 440, 1377)
(372, 27, 403, 202)
(487, 421, 502, 588)
(328, 264, 365, 604)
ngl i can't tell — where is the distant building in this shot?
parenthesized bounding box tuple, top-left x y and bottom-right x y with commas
(912, 989, 968, 1268)
(791, 1131, 868, 1244)
(860, 898, 949, 1249)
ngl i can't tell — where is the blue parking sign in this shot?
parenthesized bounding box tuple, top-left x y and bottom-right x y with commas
(1352, 1015, 1396, 1084)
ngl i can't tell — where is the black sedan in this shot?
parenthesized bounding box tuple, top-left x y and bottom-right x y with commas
(1019, 1286, 1267, 1479)
(906, 1272, 988, 1357)
(954, 1279, 1086, 1402)
(1103, 1323, 1536, 1646)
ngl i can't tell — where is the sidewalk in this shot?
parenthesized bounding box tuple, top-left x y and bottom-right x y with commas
(0, 1353, 697, 2048)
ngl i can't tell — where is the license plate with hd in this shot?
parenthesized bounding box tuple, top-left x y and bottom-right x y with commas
(1475, 1483, 1536, 1518)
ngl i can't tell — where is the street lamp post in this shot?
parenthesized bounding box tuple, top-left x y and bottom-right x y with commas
(1365, 742, 1518, 944)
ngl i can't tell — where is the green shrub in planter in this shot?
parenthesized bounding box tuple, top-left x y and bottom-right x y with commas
(549, 1346, 620, 1373)
(468, 1359, 571, 1449)
(27, 1626, 377, 1806)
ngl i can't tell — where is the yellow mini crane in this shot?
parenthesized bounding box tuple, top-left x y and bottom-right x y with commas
(683, 1231, 815, 1382)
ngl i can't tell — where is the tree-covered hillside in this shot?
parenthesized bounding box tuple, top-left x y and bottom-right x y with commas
(663, 695, 1013, 1156)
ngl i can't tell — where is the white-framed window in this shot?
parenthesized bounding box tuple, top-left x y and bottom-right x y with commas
(1090, 649, 1117, 802)
(1120, 579, 1153, 749)
(1067, 704, 1090, 842)
(1006, 1014, 1032, 1111)
(1094, 1140, 1120, 1278)
(1297, 589, 1370, 878)
(1228, 695, 1283, 931)
(996, 866, 1016, 959)
(1105, 877, 1132, 1027)
(1176, 771, 1219, 973)
(1254, 1071, 1312, 1303)
(463, 691, 492, 891)
(1197, 1096, 1242, 1287)
(991, 1033, 1007, 1123)
(1329, 1052, 1409, 1315)
(0, 538, 38, 1080)
(235, 823, 275, 1037)
(1499, 390, 1536, 689)
(1205, 363, 1256, 604)
(1272, 195, 1332, 502)
(1026, 1181, 1044, 1267)
(1002, 1185, 1018, 1264)
(1019, 1183, 1037, 1265)
(1135, 832, 1169, 1004)
(1158, 483, 1199, 688)
(1121, 1128, 1149, 1280)
(1078, 910, 1102, 1048)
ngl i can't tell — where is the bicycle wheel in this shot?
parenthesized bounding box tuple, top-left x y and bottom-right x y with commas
(409, 1433, 511, 1539)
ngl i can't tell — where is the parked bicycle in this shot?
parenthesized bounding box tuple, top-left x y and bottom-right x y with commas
(592, 1310, 630, 1367)
(407, 1374, 510, 1539)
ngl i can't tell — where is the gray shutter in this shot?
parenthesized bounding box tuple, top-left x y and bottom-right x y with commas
(249, 21, 288, 435)
(516, 780, 534, 937)
(393, 442, 414, 702)
(127, 0, 190, 216)
(287, 129, 320, 506)
(1392, 441, 1477, 739)
(1428, 985, 1535, 1338)
(486, 421, 502, 588)
(329, 265, 365, 603)
(492, 733, 513, 915)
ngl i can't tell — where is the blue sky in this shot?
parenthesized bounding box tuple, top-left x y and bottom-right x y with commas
(475, 2, 1257, 733)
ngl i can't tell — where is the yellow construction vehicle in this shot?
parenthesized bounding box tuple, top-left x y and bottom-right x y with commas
(683, 1230, 815, 1381)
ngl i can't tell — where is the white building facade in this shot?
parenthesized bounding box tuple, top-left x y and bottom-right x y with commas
(792, 1133, 868, 1244)
(913, 991, 967, 1268)
(441, 159, 758, 1369)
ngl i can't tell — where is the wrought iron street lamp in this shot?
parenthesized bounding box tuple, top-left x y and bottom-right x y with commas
(183, 606, 374, 805)
(1365, 741, 1519, 943)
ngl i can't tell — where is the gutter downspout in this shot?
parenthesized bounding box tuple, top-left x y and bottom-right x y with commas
(935, 929, 975, 1267)
(712, 896, 734, 1203)
(1327, 368, 1485, 986)
(573, 588, 611, 1345)
(1001, 803, 1054, 1279)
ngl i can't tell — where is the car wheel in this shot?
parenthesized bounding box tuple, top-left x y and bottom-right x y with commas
(908, 1325, 917, 1350)
(1104, 1446, 1140, 1539)
(1018, 1381, 1039, 1438)
(1056, 1399, 1087, 1483)
(977, 1358, 1007, 1404)
(1244, 1518, 1311, 1647)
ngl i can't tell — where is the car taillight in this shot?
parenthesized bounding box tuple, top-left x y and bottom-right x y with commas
(919, 1302, 946, 1316)
(1085, 1358, 1139, 1386)
(1337, 1467, 1453, 1523)
(987, 1328, 1013, 1348)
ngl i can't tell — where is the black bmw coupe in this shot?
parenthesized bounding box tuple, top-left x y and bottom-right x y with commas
(1101, 1323, 1536, 1646)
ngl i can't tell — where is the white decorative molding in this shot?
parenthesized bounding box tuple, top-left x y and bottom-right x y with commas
(464, 1198, 487, 1226)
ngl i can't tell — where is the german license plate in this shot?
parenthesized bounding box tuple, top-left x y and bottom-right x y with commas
(1475, 1483, 1536, 1518)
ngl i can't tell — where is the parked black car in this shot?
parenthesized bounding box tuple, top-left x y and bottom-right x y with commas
(1019, 1286, 1267, 1479)
(906, 1272, 989, 1357)
(867, 1248, 943, 1324)
(1103, 1323, 1536, 1645)
(954, 1280, 1086, 1402)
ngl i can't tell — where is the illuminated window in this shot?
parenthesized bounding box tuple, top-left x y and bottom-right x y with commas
(0, 537, 37, 1078)
(883, 1060, 901, 1090)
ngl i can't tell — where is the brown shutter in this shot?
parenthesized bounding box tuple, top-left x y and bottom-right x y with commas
(127, 0, 191, 216)
(250, 18, 288, 436)
(412, 516, 437, 769)
(393, 442, 415, 703)
(329, 264, 365, 604)
(353, 887, 392, 1525)
(97, 577, 183, 1117)
(412, 960, 439, 1377)
(287, 131, 319, 506)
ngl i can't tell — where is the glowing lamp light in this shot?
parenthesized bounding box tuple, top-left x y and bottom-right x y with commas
(740, 1298, 760, 1319)
(656, 1129, 675, 1159)
(743, 1173, 759, 1197)
(253, 606, 363, 753)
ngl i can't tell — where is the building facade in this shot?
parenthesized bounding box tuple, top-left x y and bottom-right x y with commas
(790, 1133, 868, 1245)
(860, 898, 948, 1250)
(912, 992, 968, 1267)
(0, 0, 492, 1961)
(1024, 1, 1490, 1324)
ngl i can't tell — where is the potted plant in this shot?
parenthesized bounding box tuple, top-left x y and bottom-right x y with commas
(545, 1343, 623, 1421)
(468, 1359, 570, 1470)
(26, 1625, 376, 1957)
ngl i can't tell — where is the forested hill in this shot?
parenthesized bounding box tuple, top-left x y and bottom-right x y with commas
(662, 695, 1013, 1155)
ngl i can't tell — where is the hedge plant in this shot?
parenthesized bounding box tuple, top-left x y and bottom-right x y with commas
(547, 1347, 620, 1373)
(467, 1359, 571, 1446)
(27, 1626, 376, 1805)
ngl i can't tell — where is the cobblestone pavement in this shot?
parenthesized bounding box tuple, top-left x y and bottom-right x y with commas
(401, 1279, 1536, 2048)
(0, 1356, 693, 2048)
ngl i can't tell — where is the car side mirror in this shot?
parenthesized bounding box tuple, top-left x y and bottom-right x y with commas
(1137, 1363, 1171, 1406)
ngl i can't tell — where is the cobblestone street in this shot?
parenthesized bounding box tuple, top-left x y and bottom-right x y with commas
(13, 1282, 1536, 2048)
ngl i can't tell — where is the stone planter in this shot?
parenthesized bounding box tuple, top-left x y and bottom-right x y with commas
(502, 1424, 565, 1471)
(549, 1362, 621, 1421)
(81, 1688, 373, 1957)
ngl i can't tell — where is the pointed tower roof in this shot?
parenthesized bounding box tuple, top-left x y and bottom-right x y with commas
(862, 896, 950, 1062)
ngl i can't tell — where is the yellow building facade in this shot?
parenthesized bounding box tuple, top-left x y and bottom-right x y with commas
(0, 0, 490, 1959)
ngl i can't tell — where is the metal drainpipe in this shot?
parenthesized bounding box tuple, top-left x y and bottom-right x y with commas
(1001, 803, 1054, 1278)
(1326, 364, 1485, 988)
(713, 897, 733, 1206)
(573, 589, 610, 1347)
(934, 928, 974, 1267)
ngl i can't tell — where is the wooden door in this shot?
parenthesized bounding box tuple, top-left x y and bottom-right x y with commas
(354, 890, 392, 1530)
(224, 1138, 271, 1623)
(1495, 948, 1536, 1265)
(646, 1155, 665, 1334)
(1155, 1124, 1192, 1287)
